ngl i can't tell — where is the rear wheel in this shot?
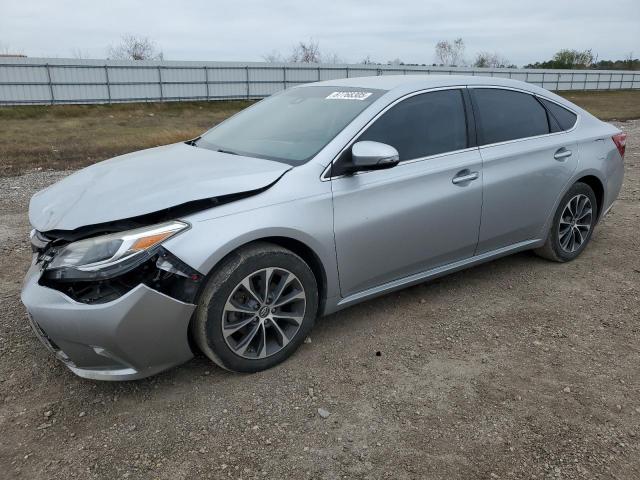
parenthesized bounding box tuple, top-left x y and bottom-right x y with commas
(534, 182, 598, 262)
(192, 242, 318, 372)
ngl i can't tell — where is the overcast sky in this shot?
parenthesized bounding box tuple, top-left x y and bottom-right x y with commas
(2, 0, 639, 66)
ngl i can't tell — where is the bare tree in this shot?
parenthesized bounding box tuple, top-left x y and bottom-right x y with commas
(387, 58, 404, 66)
(289, 39, 321, 63)
(263, 39, 344, 64)
(434, 38, 465, 66)
(473, 51, 512, 68)
(360, 55, 374, 65)
(107, 35, 164, 61)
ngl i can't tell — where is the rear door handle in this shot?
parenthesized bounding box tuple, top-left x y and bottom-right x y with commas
(554, 148, 572, 160)
(452, 170, 479, 185)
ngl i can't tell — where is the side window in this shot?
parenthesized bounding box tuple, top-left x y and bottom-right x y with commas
(357, 89, 468, 161)
(539, 98, 578, 131)
(472, 89, 549, 145)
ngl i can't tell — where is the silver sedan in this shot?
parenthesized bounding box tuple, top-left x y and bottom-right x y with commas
(22, 75, 626, 380)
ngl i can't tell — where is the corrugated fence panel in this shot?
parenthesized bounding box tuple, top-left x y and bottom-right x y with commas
(209, 67, 246, 82)
(161, 67, 206, 83)
(50, 65, 105, 84)
(379, 68, 404, 76)
(108, 66, 159, 83)
(508, 72, 528, 82)
(0, 64, 48, 83)
(248, 66, 283, 82)
(0, 58, 638, 105)
(246, 66, 282, 97)
(347, 68, 379, 77)
(490, 71, 514, 79)
(53, 84, 109, 102)
(0, 84, 51, 103)
(109, 83, 162, 102)
(161, 66, 208, 99)
(213, 83, 249, 98)
(320, 68, 349, 80)
(525, 72, 544, 83)
(162, 82, 207, 100)
(286, 67, 320, 82)
(250, 82, 282, 97)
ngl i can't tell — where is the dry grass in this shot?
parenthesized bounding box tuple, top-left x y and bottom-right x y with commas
(0, 101, 251, 176)
(558, 90, 640, 121)
(1, 91, 638, 176)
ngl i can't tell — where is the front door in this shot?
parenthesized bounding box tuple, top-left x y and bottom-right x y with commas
(331, 89, 483, 297)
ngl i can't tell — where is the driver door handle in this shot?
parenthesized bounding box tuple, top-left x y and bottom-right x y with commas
(554, 148, 572, 160)
(452, 170, 479, 185)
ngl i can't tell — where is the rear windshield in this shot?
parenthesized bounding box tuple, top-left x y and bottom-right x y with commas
(197, 86, 384, 165)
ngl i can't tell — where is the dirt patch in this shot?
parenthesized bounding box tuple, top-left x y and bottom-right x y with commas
(0, 121, 639, 479)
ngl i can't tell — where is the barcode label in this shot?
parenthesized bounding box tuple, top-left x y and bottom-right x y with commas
(326, 91, 373, 100)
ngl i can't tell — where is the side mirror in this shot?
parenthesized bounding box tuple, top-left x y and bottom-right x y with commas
(350, 141, 400, 172)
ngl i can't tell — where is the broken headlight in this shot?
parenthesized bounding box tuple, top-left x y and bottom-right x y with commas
(43, 221, 189, 281)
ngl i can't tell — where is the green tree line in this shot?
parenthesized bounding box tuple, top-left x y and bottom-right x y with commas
(525, 49, 639, 70)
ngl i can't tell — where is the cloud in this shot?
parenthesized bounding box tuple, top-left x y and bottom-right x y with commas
(1, 0, 638, 65)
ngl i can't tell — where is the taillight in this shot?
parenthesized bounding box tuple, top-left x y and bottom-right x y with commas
(612, 132, 627, 158)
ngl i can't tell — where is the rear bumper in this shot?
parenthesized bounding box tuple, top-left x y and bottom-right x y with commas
(21, 264, 196, 381)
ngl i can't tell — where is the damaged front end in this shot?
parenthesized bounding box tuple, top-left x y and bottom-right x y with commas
(31, 221, 203, 305)
(28, 175, 287, 305)
(21, 141, 295, 380)
(23, 221, 202, 380)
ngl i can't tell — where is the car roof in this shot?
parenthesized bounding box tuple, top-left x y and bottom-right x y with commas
(306, 74, 543, 94)
(300, 74, 585, 113)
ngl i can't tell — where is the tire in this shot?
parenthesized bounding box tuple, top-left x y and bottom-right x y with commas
(534, 182, 598, 262)
(192, 242, 318, 372)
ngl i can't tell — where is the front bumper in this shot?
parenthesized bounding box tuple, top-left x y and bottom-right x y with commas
(21, 264, 196, 381)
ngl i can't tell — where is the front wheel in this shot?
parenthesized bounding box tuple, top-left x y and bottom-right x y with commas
(534, 182, 598, 262)
(192, 242, 318, 372)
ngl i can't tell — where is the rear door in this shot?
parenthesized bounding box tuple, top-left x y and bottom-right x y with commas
(469, 88, 579, 254)
(331, 88, 483, 297)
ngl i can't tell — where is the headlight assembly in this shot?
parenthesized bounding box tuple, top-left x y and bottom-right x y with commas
(43, 220, 189, 281)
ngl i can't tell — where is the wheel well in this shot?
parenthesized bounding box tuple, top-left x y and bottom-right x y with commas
(576, 175, 604, 218)
(187, 236, 329, 351)
(249, 236, 328, 315)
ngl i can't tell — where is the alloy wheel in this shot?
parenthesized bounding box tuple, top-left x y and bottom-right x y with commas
(221, 268, 306, 359)
(558, 194, 593, 253)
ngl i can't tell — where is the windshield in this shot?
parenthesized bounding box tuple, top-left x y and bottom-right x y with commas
(196, 86, 384, 165)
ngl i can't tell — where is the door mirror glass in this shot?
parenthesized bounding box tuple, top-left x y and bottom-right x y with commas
(350, 141, 400, 172)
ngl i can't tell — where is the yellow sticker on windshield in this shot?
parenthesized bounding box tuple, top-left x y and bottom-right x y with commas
(326, 91, 373, 100)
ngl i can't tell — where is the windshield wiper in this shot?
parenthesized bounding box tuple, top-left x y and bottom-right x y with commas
(184, 136, 201, 147)
(216, 148, 239, 156)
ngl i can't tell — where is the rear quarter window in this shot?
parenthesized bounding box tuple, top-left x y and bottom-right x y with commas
(539, 98, 578, 131)
(472, 88, 549, 145)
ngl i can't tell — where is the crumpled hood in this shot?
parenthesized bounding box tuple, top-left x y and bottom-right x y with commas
(29, 143, 291, 232)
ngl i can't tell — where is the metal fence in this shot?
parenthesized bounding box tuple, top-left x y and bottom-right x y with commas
(1, 57, 639, 105)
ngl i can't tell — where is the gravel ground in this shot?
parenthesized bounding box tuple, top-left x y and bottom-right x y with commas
(1, 121, 639, 479)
